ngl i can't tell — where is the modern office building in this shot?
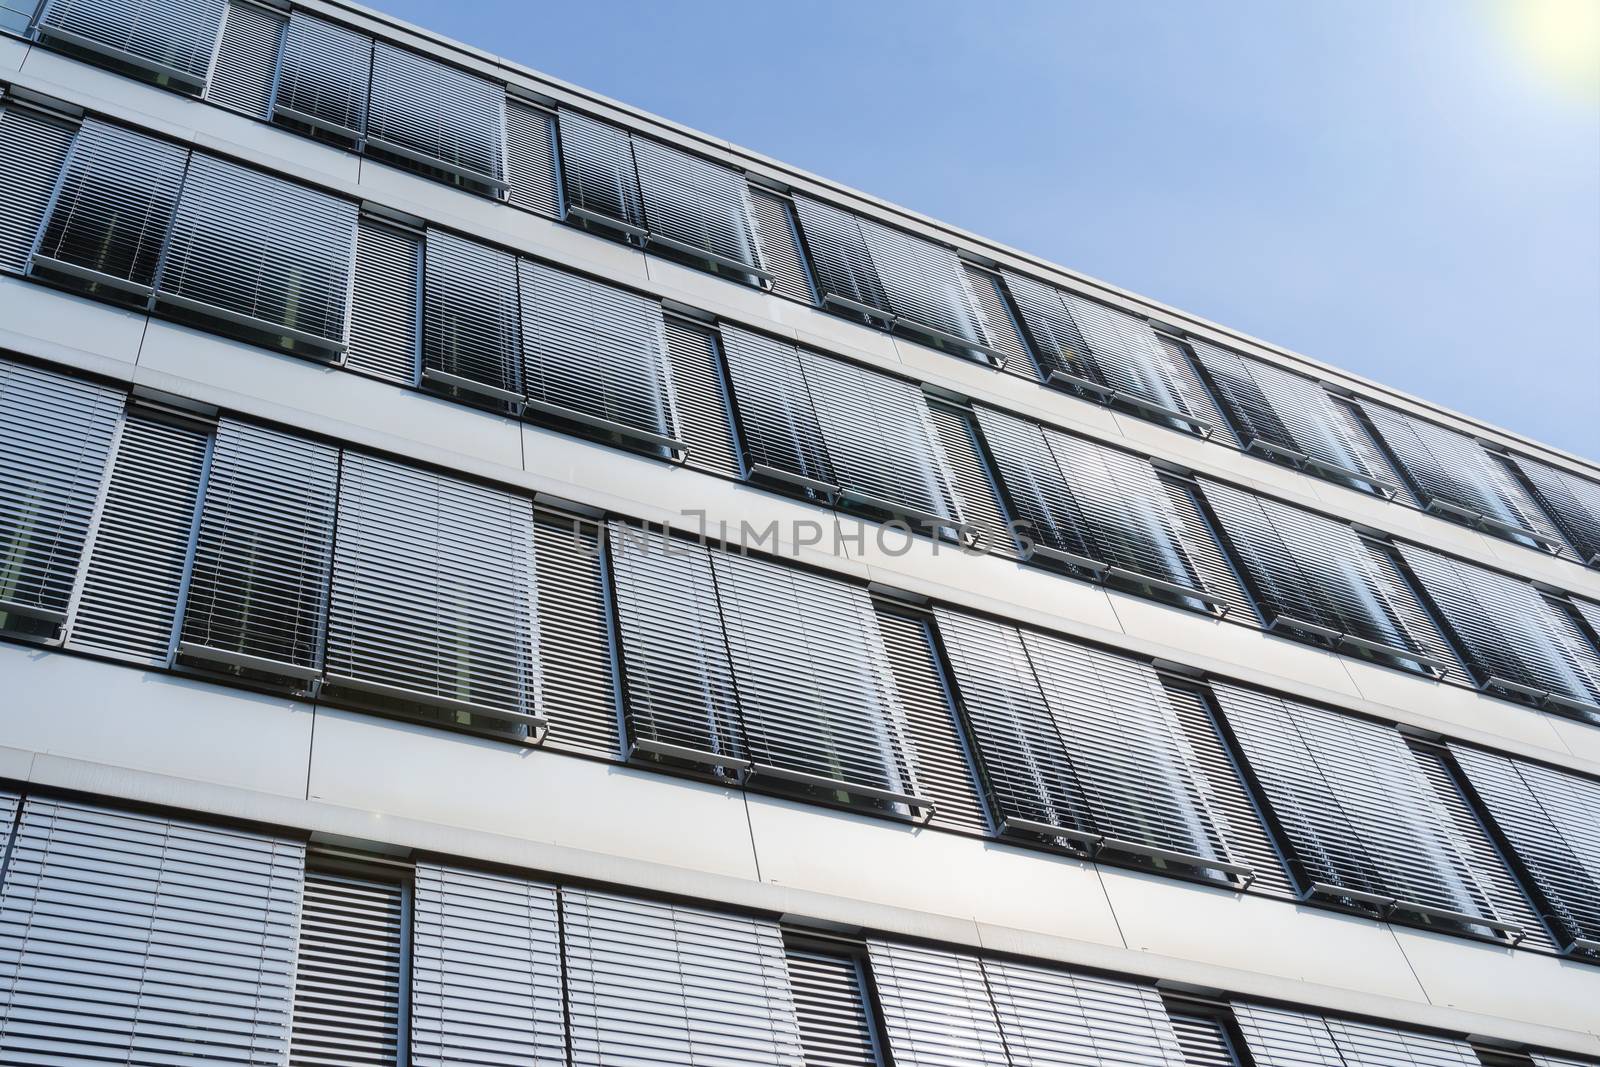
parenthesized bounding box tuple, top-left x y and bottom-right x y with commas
(0, 0, 1597, 1062)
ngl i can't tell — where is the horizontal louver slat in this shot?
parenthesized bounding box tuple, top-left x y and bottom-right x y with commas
(855, 214, 990, 356)
(1165, 1007, 1241, 1067)
(273, 12, 372, 141)
(983, 956, 1188, 1067)
(535, 511, 619, 759)
(973, 405, 1095, 565)
(718, 324, 835, 493)
(348, 216, 421, 385)
(747, 187, 815, 304)
(664, 317, 742, 477)
(0, 358, 123, 625)
(37, 0, 227, 89)
(1059, 293, 1208, 429)
(289, 868, 404, 1067)
(557, 110, 645, 230)
(0, 102, 77, 275)
(205, 0, 286, 119)
(1002, 270, 1095, 382)
(1157, 475, 1259, 624)
(963, 264, 1035, 377)
(1514, 456, 1600, 564)
(1233, 1004, 1480, 1067)
(1154, 336, 1232, 440)
(784, 943, 881, 1067)
(367, 43, 505, 189)
(423, 230, 522, 398)
(0, 797, 303, 1065)
(865, 940, 1007, 1067)
(926, 403, 1013, 557)
(792, 195, 890, 318)
(633, 135, 761, 271)
(505, 99, 560, 217)
(65, 408, 210, 666)
(180, 419, 339, 678)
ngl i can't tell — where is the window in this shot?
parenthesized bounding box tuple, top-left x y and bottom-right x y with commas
(421, 229, 522, 403)
(975, 406, 1224, 611)
(34, 0, 227, 93)
(0, 0, 38, 34)
(1396, 543, 1600, 718)
(1189, 340, 1405, 497)
(1198, 479, 1449, 673)
(0, 95, 78, 275)
(931, 608, 1253, 883)
(1447, 745, 1600, 956)
(178, 419, 339, 688)
(205, 0, 286, 120)
(348, 212, 423, 385)
(562, 888, 804, 1066)
(532, 510, 620, 759)
(1232, 1003, 1482, 1067)
(505, 96, 560, 217)
(1210, 682, 1523, 939)
(1511, 454, 1600, 567)
(962, 262, 1037, 378)
(747, 186, 816, 303)
(1356, 401, 1569, 552)
(271, 12, 372, 145)
(0, 796, 304, 1063)
(323, 452, 542, 737)
(663, 315, 742, 477)
(366, 43, 507, 196)
(0, 358, 123, 638)
(865, 941, 1008, 1067)
(784, 935, 886, 1067)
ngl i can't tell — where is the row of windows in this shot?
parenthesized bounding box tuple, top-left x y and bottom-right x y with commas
(0, 789, 1592, 1067)
(4, 27, 1598, 568)
(2, 357, 1598, 960)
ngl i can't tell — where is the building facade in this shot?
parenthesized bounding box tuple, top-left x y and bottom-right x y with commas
(0, 0, 1598, 1062)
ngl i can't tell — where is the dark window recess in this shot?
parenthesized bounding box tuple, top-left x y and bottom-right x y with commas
(205, 0, 286, 120)
(534, 509, 621, 760)
(0, 98, 78, 275)
(663, 316, 742, 478)
(271, 12, 372, 147)
(963, 262, 1038, 380)
(421, 229, 522, 406)
(925, 401, 1014, 557)
(1512, 454, 1600, 567)
(784, 935, 886, 1067)
(35, 0, 227, 94)
(505, 97, 561, 217)
(366, 43, 507, 197)
(748, 185, 816, 304)
(1163, 999, 1246, 1067)
(348, 214, 422, 385)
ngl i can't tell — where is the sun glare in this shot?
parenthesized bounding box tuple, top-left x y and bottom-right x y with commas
(1502, 0, 1600, 98)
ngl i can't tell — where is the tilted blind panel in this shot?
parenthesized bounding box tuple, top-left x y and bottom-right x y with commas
(1232, 1004, 1480, 1067)
(1154, 336, 1233, 441)
(1157, 475, 1259, 623)
(607, 528, 743, 764)
(1515, 455, 1600, 564)
(931, 608, 1091, 838)
(792, 195, 890, 317)
(563, 888, 804, 1067)
(748, 187, 815, 303)
(664, 317, 741, 477)
(1022, 628, 1232, 865)
(326, 452, 539, 720)
(0, 797, 303, 1065)
(799, 349, 961, 526)
(518, 260, 674, 441)
(66, 409, 210, 665)
(37, 0, 227, 89)
(1003, 270, 1094, 381)
(367, 43, 506, 187)
(784, 944, 882, 1067)
(180, 420, 338, 675)
(982, 956, 1188, 1067)
(412, 863, 564, 1067)
(865, 940, 1008, 1067)
(963, 265, 1034, 374)
(289, 868, 404, 1067)
(1166, 1008, 1242, 1067)
(926, 403, 1013, 557)
(1212, 683, 1500, 922)
(34, 118, 188, 290)
(159, 153, 359, 345)
(535, 512, 619, 759)
(557, 110, 645, 230)
(423, 230, 522, 397)
(273, 13, 372, 140)
(206, 1, 286, 118)
(1059, 293, 1205, 424)
(348, 216, 421, 384)
(972, 405, 1095, 564)
(1448, 745, 1600, 948)
(857, 214, 990, 351)
(634, 135, 761, 270)
(875, 605, 989, 835)
(505, 99, 560, 217)
(0, 102, 77, 275)
(711, 550, 914, 797)
(1361, 540, 1467, 678)
(719, 324, 835, 491)
(1397, 543, 1600, 708)
(0, 359, 123, 622)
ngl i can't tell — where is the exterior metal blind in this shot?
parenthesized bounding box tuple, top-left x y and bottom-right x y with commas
(1513, 455, 1600, 565)
(65, 407, 211, 666)
(875, 604, 990, 835)
(963, 264, 1036, 376)
(505, 98, 560, 217)
(535, 511, 620, 759)
(412, 862, 564, 1067)
(791, 194, 890, 319)
(33, 118, 188, 295)
(1057, 292, 1217, 433)
(348, 215, 422, 384)
(367, 43, 507, 193)
(1154, 336, 1233, 442)
(0, 100, 77, 275)
(1448, 744, 1600, 952)
(1191, 340, 1401, 495)
(423, 230, 522, 400)
(518, 259, 677, 448)
(664, 316, 742, 477)
(290, 867, 406, 1067)
(1002, 269, 1094, 382)
(633, 134, 762, 272)
(0, 796, 304, 1064)
(158, 153, 359, 353)
(1211, 683, 1508, 931)
(557, 110, 646, 231)
(854, 212, 992, 356)
(272, 12, 371, 144)
(1361, 539, 1468, 678)
(607, 527, 744, 770)
(865, 940, 1008, 1067)
(1199, 478, 1437, 668)
(563, 887, 805, 1067)
(1157, 474, 1259, 624)
(748, 187, 816, 303)
(0, 358, 123, 629)
(325, 452, 541, 730)
(983, 956, 1188, 1067)
(784, 940, 883, 1067)
(205, 0, 286, 119)
(1357, 401, 1567, 549)
(1165, 1006, 1242, 1067)
(1232, 1003, 1480, 1067)
(179, 419, 339, 681)
(36, 0, 227, 92)
(926, 402, 1013, 557)
(719, 323, 835, 498)
(1396, 543, 1600, 715)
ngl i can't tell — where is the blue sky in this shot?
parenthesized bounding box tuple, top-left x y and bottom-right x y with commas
(379, 0, 1600, 458)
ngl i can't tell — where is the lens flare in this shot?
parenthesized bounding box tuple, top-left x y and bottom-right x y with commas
(1501, 0, 1600, 98)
